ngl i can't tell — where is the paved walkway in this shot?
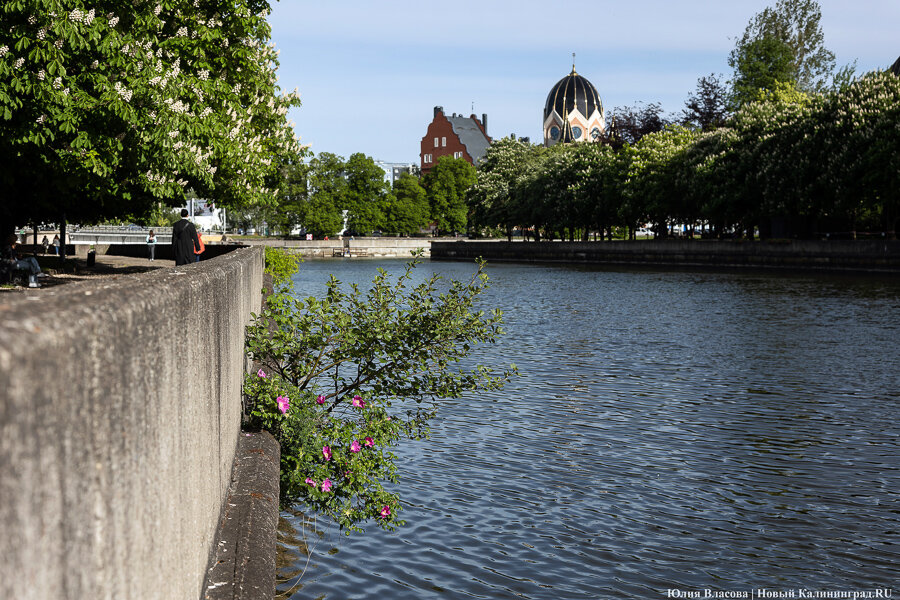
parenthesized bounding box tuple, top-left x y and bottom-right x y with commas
(1, 253, 174, 293)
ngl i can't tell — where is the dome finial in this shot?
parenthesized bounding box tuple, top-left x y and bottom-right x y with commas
(572, 52, 576, 74)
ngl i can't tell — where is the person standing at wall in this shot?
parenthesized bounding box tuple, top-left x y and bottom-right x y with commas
(52, 234, 60, 255)
(146, 230, 157, 261)
(194, 229, 205, 263)
(41, 235, 50, 254)
(172, 209, 200, 266)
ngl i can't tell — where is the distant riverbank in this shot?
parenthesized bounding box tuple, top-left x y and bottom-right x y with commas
(432, 239, 900, 274)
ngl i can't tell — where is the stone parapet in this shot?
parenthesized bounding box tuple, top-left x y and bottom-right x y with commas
(0, 247, 264, 600)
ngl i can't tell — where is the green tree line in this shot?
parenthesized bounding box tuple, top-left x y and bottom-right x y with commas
(273, 152, 475, 237)
(469, 71, 900, 241)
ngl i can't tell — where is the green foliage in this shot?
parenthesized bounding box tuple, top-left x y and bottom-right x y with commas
(621, 125, 699, 235)
(384, 173, 430, 236)
(682, 73, 731, 131)
(468, 137, 541, 238)
(344, 153, 390, 235)
(729, 0, 835, 94)
(141, 203, 181, 228)
(607, 102, 671, 146)
(244, 253, 516, 532)
(270, 157, 311, 235)
(729, 35, 797, 108)
(422, 156, 476, 235)
(280, 153, 428, 237)
(749, 79, 811, 105)
(303, 152, 348, 237)
(264, 246, 301, 291)
(0, 0, 303, 230)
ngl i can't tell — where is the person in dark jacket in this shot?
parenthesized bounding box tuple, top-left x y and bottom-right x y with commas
(172, 209, 200, 266)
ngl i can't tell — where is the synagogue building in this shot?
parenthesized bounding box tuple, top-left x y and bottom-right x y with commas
(543, 64, 605, 147)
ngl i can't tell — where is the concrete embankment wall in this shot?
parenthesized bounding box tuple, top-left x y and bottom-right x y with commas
(240, 237, 432, 257)
(0, 247, 264, 600)
(432, 240, 900, 273)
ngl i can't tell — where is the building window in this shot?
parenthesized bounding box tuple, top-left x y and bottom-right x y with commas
(424, 154, 432, 163)
(442, 137, 447, 147)
(434, 137, 439, 148)
(453, 151, 462, 159)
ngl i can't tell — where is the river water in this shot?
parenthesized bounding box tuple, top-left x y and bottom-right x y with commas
(275, 259, 899, 599)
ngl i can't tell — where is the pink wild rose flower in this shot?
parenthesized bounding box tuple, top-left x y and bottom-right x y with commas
(276, 395, 290, 414)
(351, 395, 365, 408)
(350, 440, 361, 453)
(364, 437, 374, 448)
(257, 368, 267, 378)
(379, 505, 391, 519)
(305, 477, 317, 488)
(322, 445, 332, 461)
(316, 395, 326, 405)
(321, 478, 333, 492)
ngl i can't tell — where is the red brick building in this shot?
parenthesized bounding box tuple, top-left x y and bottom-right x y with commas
(420, 106, 491, 174)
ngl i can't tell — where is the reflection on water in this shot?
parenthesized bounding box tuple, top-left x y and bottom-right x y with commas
(276, 260, 900, 599)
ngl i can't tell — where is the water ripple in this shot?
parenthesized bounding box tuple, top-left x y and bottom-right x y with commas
(277, 261, 900, 599)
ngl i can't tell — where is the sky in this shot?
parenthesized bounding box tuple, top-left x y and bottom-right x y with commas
(267, 0, 899, 164)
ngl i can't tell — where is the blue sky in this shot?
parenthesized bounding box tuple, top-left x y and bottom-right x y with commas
(268, 0, 899, 164)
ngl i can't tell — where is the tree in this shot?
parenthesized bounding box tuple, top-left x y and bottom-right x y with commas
(422, 156, 476, 235)
(467, 137, 539, 239)
(244, 251, 516, 532)
(0, 0, 302, 237)
(619, 125, 698, 237)
(303, 152, 347, 237)
(607, 102, 671, 146)
(268, 157, 309, 235)
(729, 0, 835, 94)
(344, 153, 389, 235)
(382, 173, 429, 236)
(682, 73, 730, 131)
(341, 152, 390, 235)
(729, 35, 797, 108)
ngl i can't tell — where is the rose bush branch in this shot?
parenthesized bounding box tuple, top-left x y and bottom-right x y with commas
(244, 250, 517, 532)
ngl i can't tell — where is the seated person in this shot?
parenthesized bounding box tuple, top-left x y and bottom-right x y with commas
(2, 234, 44, 288)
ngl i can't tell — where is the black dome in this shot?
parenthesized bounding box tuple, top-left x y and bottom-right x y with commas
(544, 68, 603, 120)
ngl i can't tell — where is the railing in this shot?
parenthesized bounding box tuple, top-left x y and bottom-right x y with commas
(69, 226, 174, 244)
